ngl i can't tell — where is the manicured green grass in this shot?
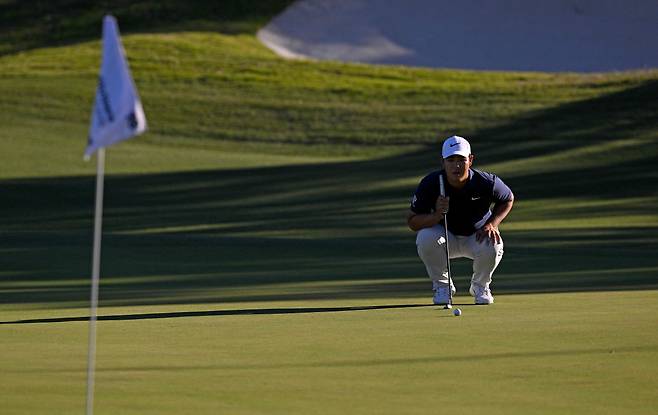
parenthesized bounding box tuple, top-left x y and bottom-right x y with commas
(1, 2, 658, 414)
(2, 291, 658, 415)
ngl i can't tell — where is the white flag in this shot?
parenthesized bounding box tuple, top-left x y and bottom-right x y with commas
(85, 15, 147, 158)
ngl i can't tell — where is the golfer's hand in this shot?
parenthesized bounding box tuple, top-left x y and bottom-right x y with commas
(476, 223, 501, 245)
(435, 196, 449, 215)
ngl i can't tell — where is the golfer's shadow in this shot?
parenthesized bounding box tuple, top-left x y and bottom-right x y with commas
(0, 303, 476, 325)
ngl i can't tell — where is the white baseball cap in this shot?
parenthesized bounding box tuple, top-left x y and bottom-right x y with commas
(442, 135, 471, 159)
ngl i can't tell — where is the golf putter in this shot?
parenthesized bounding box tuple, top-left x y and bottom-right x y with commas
(439, 175, 453, 309)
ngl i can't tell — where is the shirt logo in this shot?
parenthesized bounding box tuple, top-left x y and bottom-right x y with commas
(471, 196, 481, 200)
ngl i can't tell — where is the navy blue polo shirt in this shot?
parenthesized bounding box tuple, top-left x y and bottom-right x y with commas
(410, 169, 513, 236)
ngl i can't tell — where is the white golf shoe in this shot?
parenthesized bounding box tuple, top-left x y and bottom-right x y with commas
(469, 284, 494, 305)
(432, 282, 456, 305)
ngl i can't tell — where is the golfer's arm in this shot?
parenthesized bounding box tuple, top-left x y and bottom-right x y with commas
(407, 210, 443, 232)
(486, 198, 514, 228)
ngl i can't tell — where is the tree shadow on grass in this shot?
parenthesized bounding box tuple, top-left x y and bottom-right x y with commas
(472, 79, 658, 164)
(1, 80, 657, 307)
(0, 0, 295, 56)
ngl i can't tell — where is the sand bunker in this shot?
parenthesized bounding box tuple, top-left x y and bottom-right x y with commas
(258, 0, 658, 72)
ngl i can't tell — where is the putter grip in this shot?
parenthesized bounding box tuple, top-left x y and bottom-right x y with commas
(439, 175, 445, 197)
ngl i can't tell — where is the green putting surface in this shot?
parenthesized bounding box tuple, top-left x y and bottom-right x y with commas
(2, 291, 657, 414)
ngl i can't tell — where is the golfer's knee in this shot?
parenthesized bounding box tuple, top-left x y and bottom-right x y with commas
(475, 241, 503, 261)
(416, 228, 443, 253)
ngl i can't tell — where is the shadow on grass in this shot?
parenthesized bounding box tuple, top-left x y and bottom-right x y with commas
(5, 346, 657, 373)
(99, 345, 658, 370)
(473, 79, 658, 165)
(1, 80, 657, 307)
(0, 303, 438, 325)
(0, 0, 294, 56)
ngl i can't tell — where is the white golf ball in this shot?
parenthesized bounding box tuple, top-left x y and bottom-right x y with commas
(453, 308, 462, 316)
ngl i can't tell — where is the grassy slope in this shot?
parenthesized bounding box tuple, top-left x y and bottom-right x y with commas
(1, 3, 658, 414)
(1, 29, 656, 306)
(0, 0, 295, 54)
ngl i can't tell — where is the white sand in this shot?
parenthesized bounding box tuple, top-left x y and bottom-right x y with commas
(258, 0, 658, 72)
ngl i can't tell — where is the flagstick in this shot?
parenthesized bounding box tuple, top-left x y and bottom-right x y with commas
(86, 148, 105, 415)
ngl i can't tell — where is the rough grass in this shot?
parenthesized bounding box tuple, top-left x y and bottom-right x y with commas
(0, 0, 295, 55)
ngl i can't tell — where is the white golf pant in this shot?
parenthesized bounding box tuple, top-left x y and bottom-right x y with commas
(416, 225, 504, 288)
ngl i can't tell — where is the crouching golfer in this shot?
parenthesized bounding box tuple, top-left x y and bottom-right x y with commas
(407, 136, 514, 305)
